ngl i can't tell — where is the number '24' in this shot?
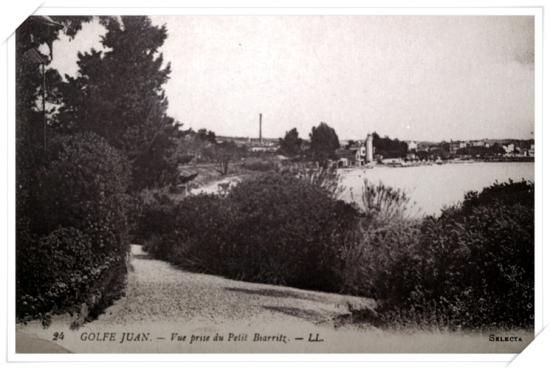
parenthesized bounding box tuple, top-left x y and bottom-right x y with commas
(52, 332, 64, 341)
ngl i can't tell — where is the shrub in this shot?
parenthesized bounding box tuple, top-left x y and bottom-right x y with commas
(224, 174, 359, 290)
(366, 180, 534, 328)
(146, 173, 361, 292)
(168, 194, 233, 271)
(133, 188, 178, 246)
(34, 132, 130, 255)
(281, 164, 343, 198)
(140, 172, 533, 329)
(16, 132, 130, 322)
(17, 227, 106, 319)
(338, 182, 419, 297)
(359, 180, 413, 226)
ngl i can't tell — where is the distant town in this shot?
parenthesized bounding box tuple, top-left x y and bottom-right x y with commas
(208, 114, 535, 169)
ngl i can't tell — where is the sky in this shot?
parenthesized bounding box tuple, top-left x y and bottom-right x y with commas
(49, 16, 535, 141)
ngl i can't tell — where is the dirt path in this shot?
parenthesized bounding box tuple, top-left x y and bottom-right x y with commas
(97, 245, 369, 326)
(15, 245, 531, 353)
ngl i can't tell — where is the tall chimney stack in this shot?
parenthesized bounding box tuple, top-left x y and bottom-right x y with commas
(259, 113, 263, 144)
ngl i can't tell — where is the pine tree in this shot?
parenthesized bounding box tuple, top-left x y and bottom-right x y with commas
(57, 16, 181, 190)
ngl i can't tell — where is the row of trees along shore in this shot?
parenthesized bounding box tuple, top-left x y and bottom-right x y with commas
(17, 16, 534, 331)
(279, 127, 534, 163)
(279, 126, 412, 163)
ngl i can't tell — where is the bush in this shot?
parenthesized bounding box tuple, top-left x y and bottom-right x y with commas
(35, 132, 130, 254)
(365, 180, 534, 328)
(17, 227, 124, 320)
(132, 188, 178, 246)
(225, 174, 359, 290)
(146, 173, 361, 292)
(16, 132, 130, 322)
(140, 172, 533, 329)
(282, 164, 343, 198)
(338, 182, 419, 297)
(17, 227, 91, 316)
(359, 180, 413, 226)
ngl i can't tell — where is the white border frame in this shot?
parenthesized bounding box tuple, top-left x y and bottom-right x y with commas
(1, 1, 546, 367)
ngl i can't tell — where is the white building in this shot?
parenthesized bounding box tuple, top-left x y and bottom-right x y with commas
(503, 143, 515, 155)
(406, 140, 418, 151)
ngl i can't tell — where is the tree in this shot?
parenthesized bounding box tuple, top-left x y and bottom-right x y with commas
(17, 16, 94, 220)
(279, 128, 303, 156)
(197, 128, 217, 144)
(345, 140, 357, 149)
(309, 122, 340, 165)
(372, 132, 408, 158)
(56, 16, 181, 191)
(16, 16, 95, 256)
(15, 17, 135, 320)
(204, 141, 240, 176)
(489, 143, 505, 156)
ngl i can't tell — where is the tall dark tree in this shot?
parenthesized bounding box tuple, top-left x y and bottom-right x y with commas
(56, 16, 181, 190)
(309, 122, 340, 165)
(279, 127, 303, 156)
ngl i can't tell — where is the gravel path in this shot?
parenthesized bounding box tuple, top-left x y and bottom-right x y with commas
(16, 245, 531, 353)
(101, 245, 369, 326)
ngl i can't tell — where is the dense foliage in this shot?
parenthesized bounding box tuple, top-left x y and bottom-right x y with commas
(358, 180, 534, 328)
(141, 177, 534, 329)
(17, 133, 130, 321)
(16, 15, 182, 323)
(309, 122, 340, 165)
(196, 128, 217, 144)
(144, 173, 360, 291)
(55, 16, 181, 191)
(16, 16, 94, 254)
(372, 132, 408, 158)
(456, 143, 505, 158)
(279, 127, 303, 156)
(131, 188, 178, 244)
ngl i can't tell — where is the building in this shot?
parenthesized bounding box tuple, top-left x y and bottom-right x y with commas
(416, 142, 429, 152)
(449, 141, 461, 154)
(335, 148, 356, 167)
(248, 138, 279, 153)
(503, 143, 515, 155)
(249, 145, 278, 153)
(366, 134, 374, 163)
(406, 140, 418, 152)
(471, 139, 489, 147)
(355, 144, 367, 166)
(336, 133, 374, 167)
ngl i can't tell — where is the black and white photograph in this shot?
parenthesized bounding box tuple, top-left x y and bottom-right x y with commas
(13, 12, 536, 354)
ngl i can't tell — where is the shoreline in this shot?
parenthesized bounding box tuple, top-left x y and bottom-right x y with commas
(338, 158, 534, 170)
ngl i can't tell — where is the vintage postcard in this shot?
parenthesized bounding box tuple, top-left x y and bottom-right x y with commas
(10, 8, 540, 356)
